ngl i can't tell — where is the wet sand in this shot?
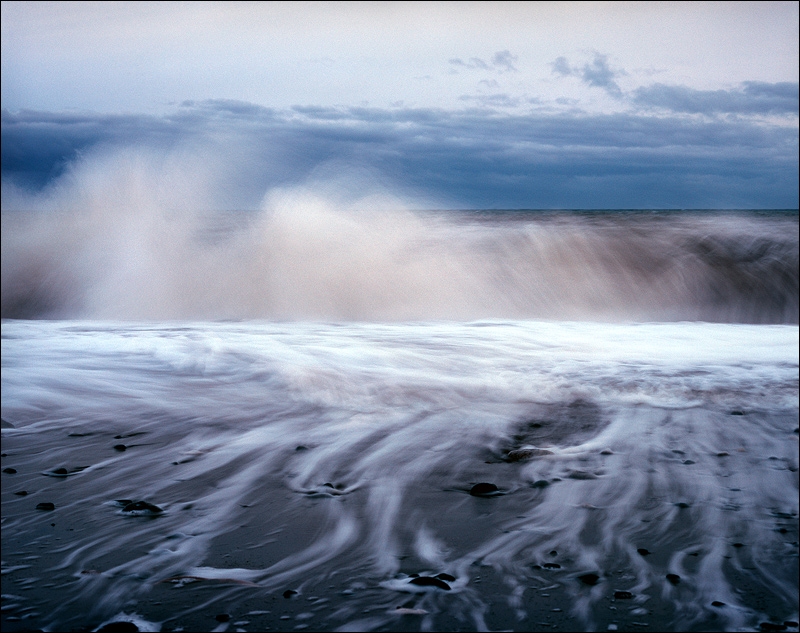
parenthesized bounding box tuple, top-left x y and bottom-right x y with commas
(2, 411, 798, 633)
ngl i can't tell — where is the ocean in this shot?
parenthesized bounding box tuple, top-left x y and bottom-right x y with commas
(1, 209, 798, 632)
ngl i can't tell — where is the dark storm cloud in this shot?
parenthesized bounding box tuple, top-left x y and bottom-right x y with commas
(2, 100, 797, 209)
(633, 81, 799, 115)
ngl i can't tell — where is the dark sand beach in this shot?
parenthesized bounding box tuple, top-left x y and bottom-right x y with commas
(2, 320, 798, 633)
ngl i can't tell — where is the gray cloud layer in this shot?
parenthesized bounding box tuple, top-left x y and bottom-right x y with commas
(2, 95, 798, 209)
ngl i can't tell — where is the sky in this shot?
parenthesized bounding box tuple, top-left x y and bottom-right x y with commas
(1, 1, 798, 209)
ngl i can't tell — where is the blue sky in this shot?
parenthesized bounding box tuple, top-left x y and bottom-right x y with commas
(1, 1, 798, 209)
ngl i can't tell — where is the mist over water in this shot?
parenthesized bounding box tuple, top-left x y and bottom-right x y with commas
(2, 148, 798, 323)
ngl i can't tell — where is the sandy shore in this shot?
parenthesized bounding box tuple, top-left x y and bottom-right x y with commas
(3, 413, 799, 632)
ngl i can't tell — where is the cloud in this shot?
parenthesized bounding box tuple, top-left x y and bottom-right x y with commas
(448, 50, 518, 73)
(634, 81, 799, 115)
(491, 50, 518, 72)
(551, 53, 624, 97)
(2, 101, 797, 210)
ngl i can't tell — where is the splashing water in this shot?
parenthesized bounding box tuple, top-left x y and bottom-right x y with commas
(2, 319, 797, 631)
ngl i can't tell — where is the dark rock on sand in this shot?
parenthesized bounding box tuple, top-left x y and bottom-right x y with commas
(409, 576, 451, 590)
(470, 482, 500, 496)
(506, 447, 553, 462)
(637, 548, 651, 556)
(122, 501, 163, 515)
(759, 623, 788, 632)
(600, 449, 614, 455)
(683, 459, 696, 465)
(215, 613, 231, 622)
(98, 622, 140, 632)
(567, 470, 598, 480)
(283, 589, 298, 598)
(732, 542, 745, 548)
(36, 502, 55, 511)
(295, 445, 308, 451)
(577, 573, 600, 586)
(3, 467, 17, 473)
(531, 480, 550, 488)
(711, 601, 726, 607)
(717, 452, 730, 457)
(666, 573, 681, 585)
(44, 467, 69, 477)
(614, 590, 634, 599)
(731, 410, 745, 416)
(14, 490, 28, 496)
(113, 444, 127, 451)
(436, 573, 456, 582)
(675, 502, 691, 509)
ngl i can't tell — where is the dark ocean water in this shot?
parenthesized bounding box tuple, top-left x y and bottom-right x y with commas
(1, 209, 798, 632)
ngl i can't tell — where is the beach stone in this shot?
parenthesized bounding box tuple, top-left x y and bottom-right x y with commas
(113, 444, 127, 451)
(98, 623, 139, 632)
(731, 410, 745, 416)
(531, 480, 550, 488)
(568, 470, 597, 480)
(44, 467, 69, 477)
(14, 490, 28, 496)
(409, 576, 450, 590)
(666, 573, 681, 585)
(577, 573, 600, 586)
(215, 614, 231, 622)
(600, 449, 614, 455)
(36, 502, 55, 511)
(436, 573, 455, 582)
(732, 542, 744, 548)
(675, 502, 690, 508)
(506, 447, 553, 462)
(614, 590, 633, 599)
(717, 452, 730, 457)
(759, 623, 788, 632)
(711, 601, 726, 607)
(295, 445, 308, 451)
(3, 467, 17, 474)
(283, 589, 298, 598)
(637, 548, 651, 556)
(469, 482, 499, 496)
(122, 501, 163, 515)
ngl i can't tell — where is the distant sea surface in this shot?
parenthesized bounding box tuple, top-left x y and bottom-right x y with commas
(1, 209, 798, 632)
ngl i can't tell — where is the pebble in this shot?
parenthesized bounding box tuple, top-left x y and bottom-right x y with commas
(577, 573, 600, 586)
(614, 590, 633, 599)
(666, 573, 680, 585)
(637, 548, 651, 556)
(408, 576, 451, 590)
(36, 502, 55, 511)
(3, 467, 17, 474)
(711, 601, 725, 607)
(121, 501, 163, 515)
(436, 572, 455, 582)
(113, 444, 127, 451)
(531, 480, 550, 488)
(506, 448, 553, 462)
(215, 614, 230, 622)
(469, 482, 500, 496)
(283, 589, 298, 598)
(14, 491, 28, 496)
(97, 623, 139, 632)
